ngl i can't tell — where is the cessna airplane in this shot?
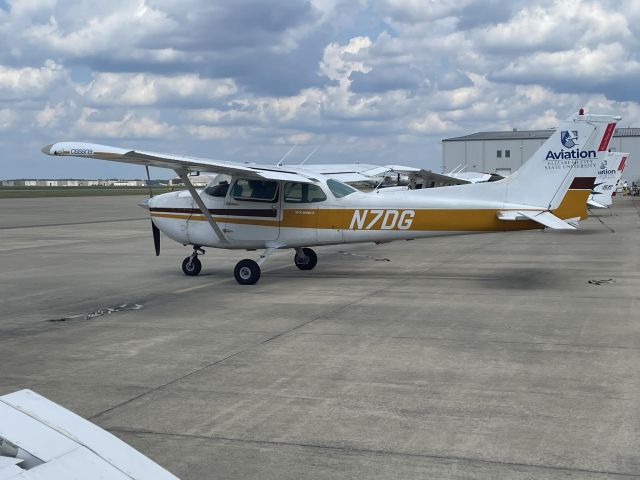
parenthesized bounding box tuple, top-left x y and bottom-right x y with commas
(42, 110, 619, 285)
(588, 151, 629, 208)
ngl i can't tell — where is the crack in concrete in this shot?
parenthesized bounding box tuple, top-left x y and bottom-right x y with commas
(109, 428, 640, 478)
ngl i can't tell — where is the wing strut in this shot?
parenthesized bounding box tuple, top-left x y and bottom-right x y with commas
(175, 169, 228, 244)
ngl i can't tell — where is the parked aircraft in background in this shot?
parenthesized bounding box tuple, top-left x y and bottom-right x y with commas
(588, 151, 629, 208)
(42, 110, 619, 285)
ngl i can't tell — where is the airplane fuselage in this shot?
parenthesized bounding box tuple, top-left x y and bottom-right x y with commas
(149, 176, 591, 250)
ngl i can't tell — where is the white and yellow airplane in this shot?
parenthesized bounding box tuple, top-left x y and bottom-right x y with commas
(42, 110, 619, 284)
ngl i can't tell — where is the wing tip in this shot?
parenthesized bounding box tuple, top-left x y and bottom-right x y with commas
(41, 144, 54, 155)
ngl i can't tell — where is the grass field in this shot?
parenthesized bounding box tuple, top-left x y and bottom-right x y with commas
(0, 186, 182, 198)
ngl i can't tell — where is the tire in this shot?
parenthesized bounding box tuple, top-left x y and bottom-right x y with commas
(234, 259, 261, 285)
(294, 248, 318, 271)
(182, 256, 202, 276)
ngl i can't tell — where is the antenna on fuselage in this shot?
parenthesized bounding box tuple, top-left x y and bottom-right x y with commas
(299, 145, 320, 166)
(276, 144, 297, 167)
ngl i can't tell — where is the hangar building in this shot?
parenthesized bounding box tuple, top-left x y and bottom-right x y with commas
(442, 128, 640, 183)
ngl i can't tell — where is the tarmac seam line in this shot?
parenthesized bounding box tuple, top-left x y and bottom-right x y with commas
(108, 428, 640, 478)
(287, 331, 640, 351)
(0, 217, 148, 230)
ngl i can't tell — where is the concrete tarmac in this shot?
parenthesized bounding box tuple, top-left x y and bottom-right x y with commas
(1, 195, 639, 479)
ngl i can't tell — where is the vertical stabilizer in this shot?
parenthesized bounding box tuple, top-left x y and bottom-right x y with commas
(588, 152, 629, 207)
(503, 111, 621, 209)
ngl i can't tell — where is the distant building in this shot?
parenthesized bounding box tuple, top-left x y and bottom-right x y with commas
(169, 174, 215, 187)
(442, 127, 640, 182)
(0, 178, 148, 187)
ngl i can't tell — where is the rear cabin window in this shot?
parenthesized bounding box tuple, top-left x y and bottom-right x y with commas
(232, 179, 279, 202)
(327, 179, 357, 198)
(284, 183, 327, 203)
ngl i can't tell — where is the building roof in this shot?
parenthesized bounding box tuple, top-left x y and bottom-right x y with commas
(443, 127, 640, 142)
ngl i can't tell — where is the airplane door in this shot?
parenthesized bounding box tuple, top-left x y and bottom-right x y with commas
(222, 178, 280, 241)
(280, 181, 329, 245)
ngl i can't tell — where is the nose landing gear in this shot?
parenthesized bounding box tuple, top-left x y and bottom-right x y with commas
(182, 246, 204, 276)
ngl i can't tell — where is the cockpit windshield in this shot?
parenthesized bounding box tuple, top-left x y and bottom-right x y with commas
(326, 179, 357, 198)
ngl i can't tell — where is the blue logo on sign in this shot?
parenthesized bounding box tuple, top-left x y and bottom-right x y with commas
(561, 130, 578, 148)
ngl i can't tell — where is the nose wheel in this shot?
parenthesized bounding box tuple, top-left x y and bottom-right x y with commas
(182, 246, 204, 276)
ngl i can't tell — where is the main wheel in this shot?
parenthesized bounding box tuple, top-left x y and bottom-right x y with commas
(182, 256, 202, 276)
(294, 248, 317, 271)
(234, 259, 261, 285)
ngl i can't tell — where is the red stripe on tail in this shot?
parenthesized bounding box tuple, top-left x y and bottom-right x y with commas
(598, 123, 616, 151)
(618, 156, 627, 172)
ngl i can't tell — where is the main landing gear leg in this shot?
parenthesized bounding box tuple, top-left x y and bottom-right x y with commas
(234, 247, 276, 285)
(182, 246, 204, 276)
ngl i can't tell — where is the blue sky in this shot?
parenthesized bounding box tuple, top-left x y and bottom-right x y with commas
(1, 0, 639, 179)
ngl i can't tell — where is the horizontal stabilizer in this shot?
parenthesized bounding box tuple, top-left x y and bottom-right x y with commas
(497, 210, 576, 230)
(587, 199, 608, 209)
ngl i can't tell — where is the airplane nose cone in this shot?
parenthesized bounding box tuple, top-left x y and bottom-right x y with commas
(41, 144, 54, 155)
(138, 198, 150, 210)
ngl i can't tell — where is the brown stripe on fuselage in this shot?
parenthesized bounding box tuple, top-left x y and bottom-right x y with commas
(149, 207, 277, 218)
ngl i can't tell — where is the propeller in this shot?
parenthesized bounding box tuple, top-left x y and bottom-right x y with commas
(145, 165, 161, 256)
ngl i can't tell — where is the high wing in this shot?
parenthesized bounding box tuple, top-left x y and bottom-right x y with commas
(0, 389, 179, 480)
(303, 163, 476, 187)
(410, 169, 472, 186)
(301, 163, 420, 183)
(42, 142, 314, 183)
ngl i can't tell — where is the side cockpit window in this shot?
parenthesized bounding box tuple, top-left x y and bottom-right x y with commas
(284, 183, 327, 203)
(232, 179, 279, 202)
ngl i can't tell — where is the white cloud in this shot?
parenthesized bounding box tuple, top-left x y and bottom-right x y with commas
(73, 109, 175, 138)
(320, 36, 373, 88)
(77, 73, 237, 107)
(476, 0, 631, 53)
(0, 109, 16, 130)
(1, 0, 640, 179)
(35, 101, 71, 128)
(22, 1, 175, 58)
(0, 60, 67, 100)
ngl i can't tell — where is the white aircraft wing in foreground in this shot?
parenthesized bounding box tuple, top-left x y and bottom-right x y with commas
(0, 389, 179, 480)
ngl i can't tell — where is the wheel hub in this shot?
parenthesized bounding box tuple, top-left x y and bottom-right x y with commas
(239, 266, 252, 279)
